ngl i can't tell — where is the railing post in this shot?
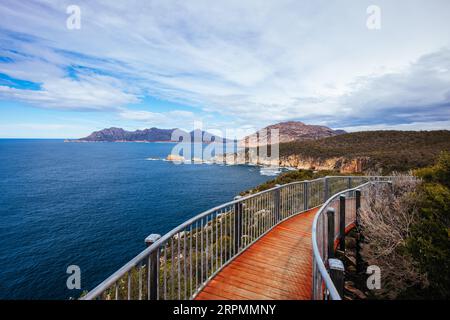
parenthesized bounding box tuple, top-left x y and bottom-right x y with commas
(326, 207, 335, 259)
(303, 180, 309, 211)
(354, 189, 363, 273)
(355, 189, 361, 228)
(339, 195, 346, 252)
(347, 177, 352, 189)
(324, 177, 329, 202)
(234, 196, 243, 253)
(145, 233, 161, 300)
(274, 185, 281, 222)
(328, 258, 345, 298)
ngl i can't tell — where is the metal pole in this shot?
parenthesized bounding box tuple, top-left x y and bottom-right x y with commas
(145, 233, 161, 300)
(355, 189, 361, 229)
(339, 195, 346, 252)
(234, 196, 243, 253)
(326, 207, 335, 259)
(328, 258, 345, 298)
(303, 180, 309, 211)
(274, 185, 281, 222)
(355, 189, 363, 273)
(324, 177, 329, 202)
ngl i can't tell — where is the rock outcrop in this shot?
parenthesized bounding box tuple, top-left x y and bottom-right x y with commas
(278, 155, 371, 173)
(214, 152, 370, 173)
(240, 121, 346, 147)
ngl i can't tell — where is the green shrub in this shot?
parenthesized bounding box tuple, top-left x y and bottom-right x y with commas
(407, 152, 450, 299)
(279, 131, 450, 174)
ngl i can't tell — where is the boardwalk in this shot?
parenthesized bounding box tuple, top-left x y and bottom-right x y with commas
(195, 208, 318, 300)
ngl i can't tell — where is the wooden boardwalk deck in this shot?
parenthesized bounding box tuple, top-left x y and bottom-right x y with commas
(195, 208, 318, 300)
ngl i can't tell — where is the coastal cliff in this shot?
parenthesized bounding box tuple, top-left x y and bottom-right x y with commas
(227, 130, 450, 174)
(213, 152, 370, 173)
(278, 155, 370, 173)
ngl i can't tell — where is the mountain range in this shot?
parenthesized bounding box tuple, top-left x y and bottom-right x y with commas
(72, 127, 233, 143)
(73, 121, 344, 144)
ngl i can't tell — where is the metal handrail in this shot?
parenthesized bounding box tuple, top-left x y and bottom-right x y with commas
(83, 175, 389, 300)
(311, 178, 393, 300)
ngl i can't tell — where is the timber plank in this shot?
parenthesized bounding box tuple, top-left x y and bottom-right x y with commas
(195, 208, 317, 300)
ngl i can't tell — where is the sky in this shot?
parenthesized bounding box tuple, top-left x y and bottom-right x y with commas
(0, 0, 449, 138)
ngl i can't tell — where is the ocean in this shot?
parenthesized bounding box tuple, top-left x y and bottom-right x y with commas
(0, 139, 271, 299)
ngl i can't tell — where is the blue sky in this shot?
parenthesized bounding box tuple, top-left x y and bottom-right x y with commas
(0, 0, 449, 138)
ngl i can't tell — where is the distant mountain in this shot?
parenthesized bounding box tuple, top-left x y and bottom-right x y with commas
(240, 121, 346, 147)
(71, 127, 231, 143)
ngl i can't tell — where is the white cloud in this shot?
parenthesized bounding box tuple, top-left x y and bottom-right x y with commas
(0, 76, 140, 110)
(118, 108, 200, 129)
(0, 122, 95, 138)
(342, 120, 450, 132)
(0, 0, 449, 130)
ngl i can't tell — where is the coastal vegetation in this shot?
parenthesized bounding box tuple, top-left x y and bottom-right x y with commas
(278, 130, 450, 174)
(343, 152, 450, 299)
(241, 169, 335, 195)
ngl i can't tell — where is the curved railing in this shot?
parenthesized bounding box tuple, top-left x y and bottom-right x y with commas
(83, 175, 383, 300)
(311, 178, 393, 300)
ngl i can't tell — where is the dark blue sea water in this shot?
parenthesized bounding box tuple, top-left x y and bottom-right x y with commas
(0, 140, 270, 299)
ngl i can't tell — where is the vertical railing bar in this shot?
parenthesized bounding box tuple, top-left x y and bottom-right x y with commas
(220, 209, 223, 267)
(293, 184, 295, 213)
(127, 271, 131, 300)
(177, 232, 181, 300)
(164, 242, 167, 300)
(171, 237, 174, 300)
(189, 224, 192, 299)
(255, 197, 258, 243)
(255, 198, 258, 238)
(263, 193, 266, 233)
(252, 197, 255, 242)
(195, 221, 198, 294)
(147, 255, 151, 300)
(322, 212, 326, 259)
(227, 206, 230, 260)
(138, 262, 142, 300)
(254, 197, 257, 239)
(156, 248, 160, 300)
(234, 204, 236, 255)
(230, 205, 232, 258)
(201, 218, 204, 285)
(271, 193, 274, 227)
(215, 211, 218, 272)
(243, 199, 246, 248)
(252, 198, 255, 243)
(210, 213, 213, 275)
(183, 228, 187, 300)
(246, 198, 250, 247)
(206, 215, 209, 279)
(289, 185, 291, 216)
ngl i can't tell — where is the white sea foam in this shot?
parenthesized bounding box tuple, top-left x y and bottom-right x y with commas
(259, 167, 282, 176)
